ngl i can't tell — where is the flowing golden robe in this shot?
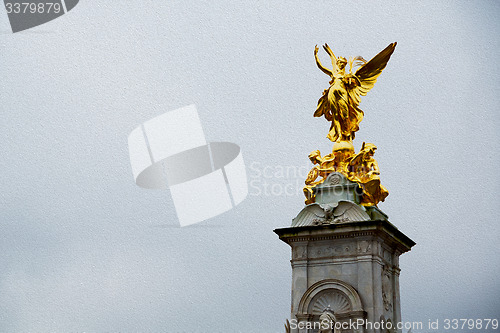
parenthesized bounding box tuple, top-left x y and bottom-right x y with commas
(315, 72, 364, 142)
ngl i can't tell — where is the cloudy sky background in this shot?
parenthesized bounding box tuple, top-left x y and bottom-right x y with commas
(0, 0, 499, 332)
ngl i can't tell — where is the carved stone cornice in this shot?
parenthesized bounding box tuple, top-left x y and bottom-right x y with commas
(274, 220, 415, 255)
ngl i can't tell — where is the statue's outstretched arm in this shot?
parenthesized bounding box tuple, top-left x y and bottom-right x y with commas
(314, 45, 333, 77)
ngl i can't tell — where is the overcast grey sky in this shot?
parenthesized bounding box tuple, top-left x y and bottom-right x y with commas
(0, 1, 499, 332)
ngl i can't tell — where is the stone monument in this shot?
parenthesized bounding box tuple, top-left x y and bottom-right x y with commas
(276, 43, 415, 333)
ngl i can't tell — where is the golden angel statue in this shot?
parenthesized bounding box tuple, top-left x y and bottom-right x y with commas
(314, 42, 397, 142)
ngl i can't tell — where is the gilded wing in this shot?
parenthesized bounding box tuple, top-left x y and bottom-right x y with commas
(348, 56, 367, 74)
(348, 42, 397, 106)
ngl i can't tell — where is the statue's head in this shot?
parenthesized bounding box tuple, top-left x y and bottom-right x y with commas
(308, 150, 322, 164)
(361, 142, 377, 156)
(337, 57, 347, 70)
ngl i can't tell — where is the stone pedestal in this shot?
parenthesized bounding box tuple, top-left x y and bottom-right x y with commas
(275, 174, 415, 333)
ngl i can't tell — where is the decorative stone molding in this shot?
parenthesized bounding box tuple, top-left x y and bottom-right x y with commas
(292, 201, 370, 227)
(310, 289, 352, 314)
(276, 221, 415, 257)
(357, 240, 371, 254)
(314, 173, 362, 205)
(382, 266, 393, 312)
(297, 279, 364, 315)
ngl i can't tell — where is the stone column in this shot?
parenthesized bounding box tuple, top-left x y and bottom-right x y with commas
(276, 220, 414, 333)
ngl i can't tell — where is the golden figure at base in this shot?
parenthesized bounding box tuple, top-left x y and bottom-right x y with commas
(303, 142, 358, 204)
(314, 42, 396, 142)
(303, 150, 331, 205)
(303, 142, 350, 204)
(348, 142, 389, 206)
(303, 142, 388, 207)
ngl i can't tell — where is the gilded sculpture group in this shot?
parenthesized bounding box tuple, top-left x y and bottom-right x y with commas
(303, 42, 396, 207)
